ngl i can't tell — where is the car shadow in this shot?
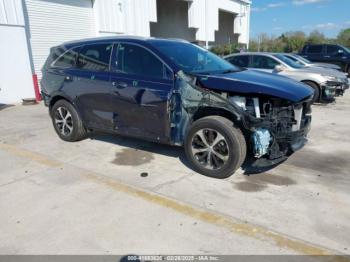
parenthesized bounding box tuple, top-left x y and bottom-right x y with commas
(0, 104, 14, 111)
(89, 132, 194, 170)
(241, 156, 287, 176)
(89, 132, 286, 177)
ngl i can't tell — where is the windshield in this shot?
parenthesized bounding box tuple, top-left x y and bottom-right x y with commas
(150, 41, 241, 74)
(343, 46, 350, 53)
(274, 54, 305, 69)
(294, 54, 312, 64)
(285, 55, 304, 65)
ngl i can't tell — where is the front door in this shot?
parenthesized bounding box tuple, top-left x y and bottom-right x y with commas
(324, 45, 348, 69)
(250, 55, 280, 73)
(109, 42, 174, 143)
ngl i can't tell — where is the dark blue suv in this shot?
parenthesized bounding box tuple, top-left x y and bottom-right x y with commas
(41, 37, 313, 178)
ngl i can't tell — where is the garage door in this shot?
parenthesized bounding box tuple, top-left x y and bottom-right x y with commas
(26, 0, 96, 79)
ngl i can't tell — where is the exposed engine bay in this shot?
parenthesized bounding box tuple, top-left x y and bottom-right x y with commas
(225, 94, 312, 160)
(170, 71, 313, 165)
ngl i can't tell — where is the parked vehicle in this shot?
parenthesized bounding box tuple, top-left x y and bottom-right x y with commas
(283, 53, 342, 71)
(281, 53, 349, 96)
(300, 44, 350, 75)
(41, 37, 313, 178)
(225, 52, 348, 102)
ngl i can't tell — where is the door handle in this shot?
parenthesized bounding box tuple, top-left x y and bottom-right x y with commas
(112, 81, 128, 88)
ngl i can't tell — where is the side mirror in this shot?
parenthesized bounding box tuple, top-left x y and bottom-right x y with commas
(274, 65, 285, 72)
(336, 49, 344, 57)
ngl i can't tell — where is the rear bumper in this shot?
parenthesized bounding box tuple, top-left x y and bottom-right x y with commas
(41, 91, 50, 107)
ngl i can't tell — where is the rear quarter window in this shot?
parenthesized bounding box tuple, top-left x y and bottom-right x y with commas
(52, 47, 80, 68)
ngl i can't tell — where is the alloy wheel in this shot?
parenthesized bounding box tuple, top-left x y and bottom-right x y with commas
(191, 128, 230, 170)
(54, 106, 73, 136)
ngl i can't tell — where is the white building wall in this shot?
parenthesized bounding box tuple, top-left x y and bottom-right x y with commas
(0, 0, 25, 25)
(25, 0, 96, 79)
(0, 0, 34, 104)
(94, 0, 157, 37)
(188, 0, 251, 45)
(94, 0, 251, 45)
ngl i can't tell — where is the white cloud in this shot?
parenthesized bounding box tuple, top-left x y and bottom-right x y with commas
(315, 22, 338, 29)
(267, 2, 285, 8)
(251, 2, 285, 12)
(251, 7, 267, 12)
(273, 27, 283, 30)
(302, 22, 339, 31)
(292, 0, 327, 6)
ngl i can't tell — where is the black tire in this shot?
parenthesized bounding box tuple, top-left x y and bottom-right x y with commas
(184, 116, 247, 179)
(303, 81, 320, 103)
(50, 100, 86, 142)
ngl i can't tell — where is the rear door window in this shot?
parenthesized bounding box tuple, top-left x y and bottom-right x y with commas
(251, 55, 279, 69)
(52, 47, 79, 68)
(116, 43, 165, 79)
(228, 55, 250, 67)
(77, 44, 113, 71)
(307, 45, 323, 54)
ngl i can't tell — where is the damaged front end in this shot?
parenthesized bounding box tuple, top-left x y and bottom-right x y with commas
(170, 71, 312, 167)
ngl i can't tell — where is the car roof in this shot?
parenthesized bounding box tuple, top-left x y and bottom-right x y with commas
(61, 36, 190, 48)
(59, 36, 194, 73)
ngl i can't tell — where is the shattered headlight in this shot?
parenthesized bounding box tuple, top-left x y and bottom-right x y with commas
(252, 128, 272, 158)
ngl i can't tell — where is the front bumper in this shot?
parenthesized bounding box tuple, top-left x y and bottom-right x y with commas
(251, 115, 311, 168)
(323, 80, 349, 97)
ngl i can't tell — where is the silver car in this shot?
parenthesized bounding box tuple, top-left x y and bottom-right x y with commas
(225, 52, 349, 103)
(284, 53, 343, 72)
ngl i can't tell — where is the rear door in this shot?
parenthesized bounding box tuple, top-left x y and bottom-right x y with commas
(250, 55, 280, 73)
(73, 43, 114, 130)
(304, 45, 324, 62)
(109, 42, 174, 143)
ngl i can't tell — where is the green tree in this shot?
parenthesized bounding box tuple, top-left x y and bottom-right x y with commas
(283, 31, 307, 52)
(307, 30, 326, 44)
(337, 28, 350, 47)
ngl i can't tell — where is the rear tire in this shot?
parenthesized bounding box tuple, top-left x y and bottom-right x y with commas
(50, 100, 86, 142)
(303, 81, 320, 103)
(184, 116, 247, 179)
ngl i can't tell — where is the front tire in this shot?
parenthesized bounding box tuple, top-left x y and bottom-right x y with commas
(184, 116, 246, 179)
(50, 100, 86, 142)
(303, 81, 320, 103)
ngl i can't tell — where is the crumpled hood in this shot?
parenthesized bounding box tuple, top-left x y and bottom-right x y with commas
(195, 69, 314, 102)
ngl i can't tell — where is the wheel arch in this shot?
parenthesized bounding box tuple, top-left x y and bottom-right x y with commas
(190, 106, 247, 140)
(192, 106, 240, 125)
(301, 80, 322, 100)
(48, 94, 84, 124)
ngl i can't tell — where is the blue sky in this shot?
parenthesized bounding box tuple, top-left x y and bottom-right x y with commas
(250, 0, 350, 39)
